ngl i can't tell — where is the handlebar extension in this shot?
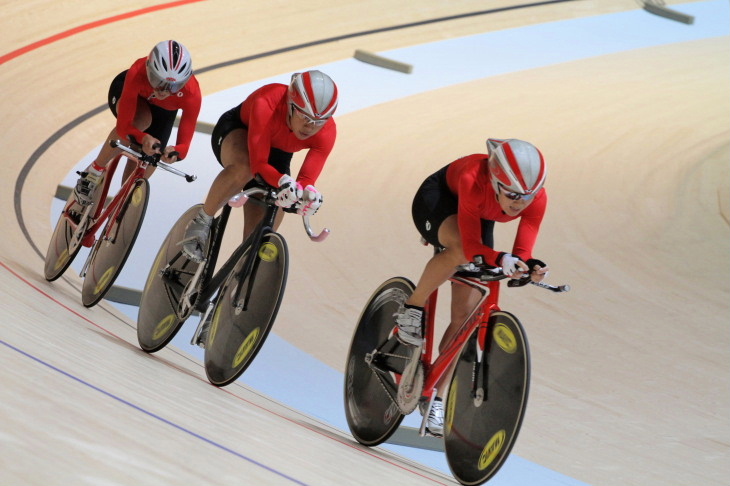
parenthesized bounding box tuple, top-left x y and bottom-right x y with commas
(227, 188, 330, 242)
(110, 140, 196, 183)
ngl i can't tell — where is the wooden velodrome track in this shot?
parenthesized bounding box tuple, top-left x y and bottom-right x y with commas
(1, 1, 728, 485)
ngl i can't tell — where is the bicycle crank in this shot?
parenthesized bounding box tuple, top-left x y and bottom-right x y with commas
(177, 260, 206, 319)
(397, 345, 424, 414)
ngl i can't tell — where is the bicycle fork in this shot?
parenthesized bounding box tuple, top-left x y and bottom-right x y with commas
(227, 221, 270, 314)
(472, 332, 489, 407)
(79, 236, 101, 278)
(190, 300, 215, 348)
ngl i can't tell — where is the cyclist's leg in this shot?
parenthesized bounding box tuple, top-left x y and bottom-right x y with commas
(408, 215, 468, 307)
(204, 106, 253, 218)
(433, 216, 493, 393)
(405, 168, 468, 308)
(394, 171, 463, 346)
(432, 282, 483, 398)
(180, 109, 250, 261)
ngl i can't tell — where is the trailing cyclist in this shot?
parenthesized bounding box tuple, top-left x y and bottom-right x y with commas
(73, 40, 202, 206)
(179, 70, 338, 263)
(395, 138, 551, 436)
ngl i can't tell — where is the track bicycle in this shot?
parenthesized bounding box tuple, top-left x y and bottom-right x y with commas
(344, 257, 569, 485)
(44, 140, 196, 307)
(136, 181, 329, 387)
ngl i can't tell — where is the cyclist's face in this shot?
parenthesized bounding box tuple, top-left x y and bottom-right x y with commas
(153, 87, 172, 100)
(497, 186, 533, 217)
(288, 107, 328, 140)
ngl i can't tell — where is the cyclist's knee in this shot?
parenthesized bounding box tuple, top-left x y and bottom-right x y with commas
(438, 247, 468, 267)
(221, 162, 252, 188)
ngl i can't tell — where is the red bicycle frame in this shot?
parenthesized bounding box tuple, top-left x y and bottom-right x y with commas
(63, 153, 143, 248)
(419, 275, 503, 400)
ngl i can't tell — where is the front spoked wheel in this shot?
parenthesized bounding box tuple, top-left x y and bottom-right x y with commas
(344, 277, 415, 447)
(204, 232, 288, 387)
(137, 204, 205, 353)
(444, 311, 530, 486)
(82, 178, 149, 307)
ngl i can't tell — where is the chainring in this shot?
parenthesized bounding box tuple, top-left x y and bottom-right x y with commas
(397, 351, 424, 414)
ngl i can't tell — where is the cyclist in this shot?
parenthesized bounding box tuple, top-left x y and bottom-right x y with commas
(396, 138, 550, 437)
(73, 40, 202, 205)
(180, 70, 338, 263)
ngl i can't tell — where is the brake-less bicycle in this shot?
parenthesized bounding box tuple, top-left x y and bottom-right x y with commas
(44, 140, 195, 307)
(344, 256, 569, 485)
(136, 181, 329, 387)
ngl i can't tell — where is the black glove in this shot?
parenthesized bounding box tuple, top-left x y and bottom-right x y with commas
(526, 258, 547, 274)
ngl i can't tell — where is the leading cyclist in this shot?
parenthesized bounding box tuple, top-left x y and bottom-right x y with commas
(73, 40, 202, 205)
(395, 138, 551, 436)
(180, 70, 338, 262)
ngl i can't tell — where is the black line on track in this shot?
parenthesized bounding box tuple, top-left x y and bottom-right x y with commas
(16, 0, 578, 258)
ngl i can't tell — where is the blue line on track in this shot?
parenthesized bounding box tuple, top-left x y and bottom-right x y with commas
(0, 338, 310, 486)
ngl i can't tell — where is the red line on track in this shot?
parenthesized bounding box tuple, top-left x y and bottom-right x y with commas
(0, 0, 206, 66)
(0, 261, 125, 341)
(0, 260, 449, 484)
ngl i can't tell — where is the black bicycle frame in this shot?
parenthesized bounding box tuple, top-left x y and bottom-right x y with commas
(194, 191, 280, 314)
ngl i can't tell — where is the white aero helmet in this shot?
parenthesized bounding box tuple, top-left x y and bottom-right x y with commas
(146, 40, 193, 93)
(287, 70, 338, 121)
(487, 138, 546, 197)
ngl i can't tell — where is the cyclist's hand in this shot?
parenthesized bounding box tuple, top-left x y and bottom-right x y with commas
(296, 185, 323, 216)
(142, 134, 162, 156)
(276, 174, 303, 208)
(161, 146, 180, 163)
(527, 258, 549, 283)
(499, 253, 528, 278)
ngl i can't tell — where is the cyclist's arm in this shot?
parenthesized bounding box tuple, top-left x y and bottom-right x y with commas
(511, 191, 547, 260)
(244, 97, 282, 187)
(455, 169, 502, 266)
(171, 77, 202, 160)
(459, 202, 501, 266)
(295, 121, 336, 187)
(116, 59, 149, 147)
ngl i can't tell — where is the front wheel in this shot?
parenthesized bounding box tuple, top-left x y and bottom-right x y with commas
(137, 205, 205, 353)
(344, 277, 415, 447)
(444, 311, 530, 486)
(203, 232, 288, 387)
(82, 178, 149, 307)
